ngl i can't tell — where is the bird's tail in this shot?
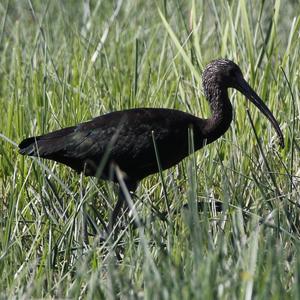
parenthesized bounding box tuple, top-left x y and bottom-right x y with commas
(19, 137, 40, 156)
(18, 126, 76, 158)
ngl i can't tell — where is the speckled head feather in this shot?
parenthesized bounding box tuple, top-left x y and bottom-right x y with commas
(202, 59, 244, 102)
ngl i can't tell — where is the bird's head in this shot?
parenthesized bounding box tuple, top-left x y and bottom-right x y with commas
(202, 59, 284, 148)
(203, 59, 244, 90)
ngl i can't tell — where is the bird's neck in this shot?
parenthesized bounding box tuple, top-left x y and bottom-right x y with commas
(202, 87, 233, 144)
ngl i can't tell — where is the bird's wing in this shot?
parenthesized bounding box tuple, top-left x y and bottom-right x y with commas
(19, 109, 200, 176)
(63, 108, 197, 160)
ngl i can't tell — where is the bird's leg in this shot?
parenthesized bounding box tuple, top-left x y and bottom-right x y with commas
(108, 181, 137, 236)
(119, 181, 138, 225)
(108, 188, 125, 234)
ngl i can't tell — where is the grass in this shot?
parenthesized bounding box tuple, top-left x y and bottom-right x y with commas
(0, 0, 300, 298)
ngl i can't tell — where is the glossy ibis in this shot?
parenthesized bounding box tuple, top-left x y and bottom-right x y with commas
(19, 59, 284, 232)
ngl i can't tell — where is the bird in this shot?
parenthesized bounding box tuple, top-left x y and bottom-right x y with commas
(19, 59, 284, 233)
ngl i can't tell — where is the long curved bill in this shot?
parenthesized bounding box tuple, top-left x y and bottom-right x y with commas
(236, 77, 285, 148)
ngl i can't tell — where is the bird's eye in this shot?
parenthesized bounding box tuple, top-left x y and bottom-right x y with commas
(228, 68, 236, 77)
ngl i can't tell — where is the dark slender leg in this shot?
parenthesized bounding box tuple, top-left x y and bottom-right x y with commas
(107, 181, 138, 261)
(108, 189, 125, 234)
(108, 181, 138, 235)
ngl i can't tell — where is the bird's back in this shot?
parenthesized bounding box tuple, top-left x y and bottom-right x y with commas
(19, 108, 205, 181)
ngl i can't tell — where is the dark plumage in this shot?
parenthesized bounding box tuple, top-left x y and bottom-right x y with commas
(19, 59, 284, 231)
